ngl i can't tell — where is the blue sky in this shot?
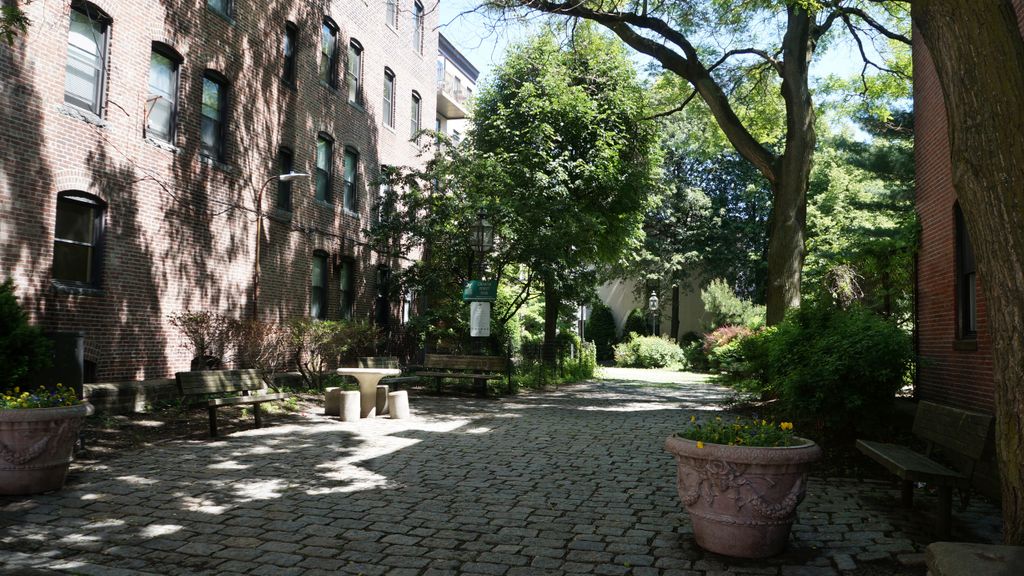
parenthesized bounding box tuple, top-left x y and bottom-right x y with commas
(438, 1, 877, 86)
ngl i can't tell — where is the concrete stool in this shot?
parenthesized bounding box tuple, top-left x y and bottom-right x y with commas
(326, 388, 360, 421)
(388, 390, 410, 419)
(375, 384, 389, 416)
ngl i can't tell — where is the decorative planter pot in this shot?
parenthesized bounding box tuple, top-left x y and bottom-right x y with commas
(664, 434, 822, 558)
(0, 402, 93, 496)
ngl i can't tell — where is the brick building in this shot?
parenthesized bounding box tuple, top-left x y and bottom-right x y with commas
(912, 5, 1023, 415)
(0, 0, 441, 382)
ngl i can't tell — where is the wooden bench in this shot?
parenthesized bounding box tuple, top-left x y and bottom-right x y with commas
(357, 357, 420, 390)
(416, 354, 508, 397)
(176, 369, 292, 437)
(856, 401, 993, 538)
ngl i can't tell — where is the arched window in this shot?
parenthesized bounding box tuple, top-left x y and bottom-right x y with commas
(53, 191, 105, 287)
(410, 90, 422, 138)
(200, 71, 229, 161)
(65, 2, 111, 115)
(343, 147, 359, 212)
(320, 18, 339, 87)
(282, 22, 298, 86)
(955, 203, 977, 339)
(146, 43, 182, 143)
(347, 39, 363, 104)
(311, 251, 329, 319)
(383, 68, 395, 128)
(315, 133, 334, 203)
(277, 146, 294, 210)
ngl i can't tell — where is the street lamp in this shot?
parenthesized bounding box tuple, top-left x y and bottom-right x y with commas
(648, 290, 660, 336)
(469, 209, 494, 279)
(252, 172, 309, 318)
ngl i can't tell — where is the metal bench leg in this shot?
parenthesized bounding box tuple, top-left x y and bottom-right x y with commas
(475, 378, 487, 398)
(937, 486, 953, 539)
(901, 480, 914, 507)
(254, 402, 262, 428)
(208, 406, 218, 437)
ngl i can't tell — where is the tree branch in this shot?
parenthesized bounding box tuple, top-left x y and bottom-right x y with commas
(644, 89, 698, 120)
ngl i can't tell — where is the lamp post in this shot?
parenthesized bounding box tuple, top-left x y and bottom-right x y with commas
(648, 290, 660, 337)
(468, 210, 494, 357)
(252, 171, 309, 318)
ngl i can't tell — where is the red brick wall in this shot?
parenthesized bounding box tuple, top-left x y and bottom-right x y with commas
(0, 0, 438, 381)
(913, 23, 995, 414)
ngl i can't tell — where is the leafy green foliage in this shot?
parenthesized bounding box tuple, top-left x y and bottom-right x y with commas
(1, 5, 30, 46)
(613, 334, 686, 369)
(743, 303, 912, 438)
(585, 302, 617, 361)
(701, 279, 766, 330)
(623, 308, 649, 337)
(290, 320, 379, 391)
(0, 280, 52, 392)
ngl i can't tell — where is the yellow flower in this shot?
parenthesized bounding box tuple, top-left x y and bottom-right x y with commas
(780, 422, 794, 431)
(690, 415, 696, 423)
(696, 441, 704, 449)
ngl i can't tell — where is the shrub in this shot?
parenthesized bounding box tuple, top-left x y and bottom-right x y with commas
(678, 415, 797, 447)
(232, 319, 293, 387)
(623, 307, 649, 336)
(0, 279, 52, 391)
(168, 311, 234, 370)
(290, 319, 380, 391)
(701, 325, 753, 355)
(614, 333, 686, 369)
(585, 302, 617, 361)
(757, 303, 912, 438)
(701, 278, 765, 330)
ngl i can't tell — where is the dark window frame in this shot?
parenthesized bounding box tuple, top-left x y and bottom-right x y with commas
(282, 22, 298, 86)
(338, 259, 355, 320)
(315, 133, 334, 204)
(320, 18, 339, 88)
(53, 191, 105, 288)
(410, 90, 421, 138)
(383, 68, 395, 128)
(955, 203, 978, 340)
(343, 147, 359, 212)
(277, 146, 294, 211)
(65, 2, 111, 116)
(347, 39, 363, 105)
(145, 42, 182, 143)
(311, 251, 329, 320)
(411, 1, 424, 53)
(206, 0, 232, 19)
(200, 70, 229, 162)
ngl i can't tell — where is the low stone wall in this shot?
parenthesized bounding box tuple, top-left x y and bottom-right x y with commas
(83, 372, 307, 415)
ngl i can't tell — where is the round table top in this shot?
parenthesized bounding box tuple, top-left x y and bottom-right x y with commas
(335, 367, 401, 376)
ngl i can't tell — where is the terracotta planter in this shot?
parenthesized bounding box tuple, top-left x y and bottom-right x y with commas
(0, 402, 93, 496)
(664, 434, 821, 558)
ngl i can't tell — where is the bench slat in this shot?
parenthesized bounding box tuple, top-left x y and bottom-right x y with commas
(416, 371, 503, 379)
(856, 440, 965, 485)
(913, 401, 993, 460)
(423, 354, 506, 372)
(208, 393, 291, 407)
(177, 369, 265, 396)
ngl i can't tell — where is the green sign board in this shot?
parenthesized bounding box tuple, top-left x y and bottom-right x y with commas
(462, 280, 497, 302)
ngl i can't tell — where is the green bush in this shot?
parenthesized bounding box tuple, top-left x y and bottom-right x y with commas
(701, 278, 765, 330)
(614, 333, 686, 369)
(0, 280, 52, 392)
(702, 325, 753, 373)
(585, 303, 617, 361)
(623, 307, 649, 336)
(754, 303, 912, 438)
(290, 319, 380, 390)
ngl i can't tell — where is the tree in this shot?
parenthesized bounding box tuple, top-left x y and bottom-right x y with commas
(490, 0, 911, 324)
(913, 0, 1024, 544)
(1, 3, 29, 46)
(469, 29, 661, 364)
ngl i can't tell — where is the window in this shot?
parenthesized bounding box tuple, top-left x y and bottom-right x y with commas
(343, 148, 358, 212)
(410, 91, 421, 138)
(277, 147, 294, 210)
(347, 40, 362, 104)
(320, 18, 339, 87)
(65, 3, 109, 115)
(311, 252, 328, 319)
(200, 72, 228, 161)
(339, 260, 354, 319)
(383, 69, 395, 128)
(386, 0, 398, 29)
(146, 44, 180, 143)
(207, 0, 231, 18)
(53, 192, 104, 286)
(282, 23, 298, 86)
(955, 204, 977, 339)
(315, 134, 333, 203)
(411, 2, 424, 53)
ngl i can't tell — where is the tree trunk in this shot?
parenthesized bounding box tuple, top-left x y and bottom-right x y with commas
(543, 275, 559, 368)
(671, 284, 680, 340)
(765, 5, 815, 325)
(914, 0, 1024, 544)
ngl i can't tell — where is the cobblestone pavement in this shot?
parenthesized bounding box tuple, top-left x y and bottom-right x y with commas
(0, 368, 1002, 575)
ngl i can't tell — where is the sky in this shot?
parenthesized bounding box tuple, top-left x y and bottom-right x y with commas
(437, 0, 884, 88)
